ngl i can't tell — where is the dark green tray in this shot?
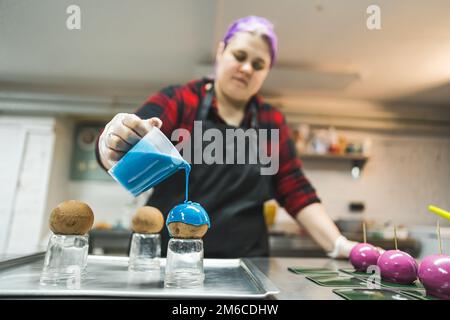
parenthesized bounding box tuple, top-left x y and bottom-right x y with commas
(380, 279, 424, 290)
(306, 275, 368, 287)
(340, 269, 425, 290)
(399, 289, 441, 300)
(339, 268, 371, 277)
(288, 267, 338, 276)
(333, 288, 419, 300)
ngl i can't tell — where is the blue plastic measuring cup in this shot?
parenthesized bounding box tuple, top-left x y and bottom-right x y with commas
(108, 127, 190, 197)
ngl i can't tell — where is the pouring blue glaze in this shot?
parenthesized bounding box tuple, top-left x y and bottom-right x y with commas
(166, 201, 210, 236)
(108, 127, 210, 236)
(109, 134, 191, 199)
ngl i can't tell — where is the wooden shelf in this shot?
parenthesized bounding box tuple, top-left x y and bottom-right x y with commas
(299, 153, 369, 176)
(299, 153, 369, 161)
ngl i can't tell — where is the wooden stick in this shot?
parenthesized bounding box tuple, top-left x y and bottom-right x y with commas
(394, 225, 398, 250)
(429, 205, 450, 221)
(363, 221, 367, 243)
(437, 220, 443, 255)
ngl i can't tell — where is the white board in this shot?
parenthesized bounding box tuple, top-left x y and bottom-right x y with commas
(0, 125, 26, 253)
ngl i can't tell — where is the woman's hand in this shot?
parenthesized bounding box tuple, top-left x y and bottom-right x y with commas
(334, 238, 359, 259)
(98, 113, 162, 169)
(333, 239, 385, 259)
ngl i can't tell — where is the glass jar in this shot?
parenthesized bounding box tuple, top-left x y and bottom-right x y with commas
(128, 233, 161, 272)
(40, 234, 89, 287)
(164, 238, 204, 288)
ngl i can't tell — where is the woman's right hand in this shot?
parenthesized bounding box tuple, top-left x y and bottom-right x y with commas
(98, 113, 163, 169)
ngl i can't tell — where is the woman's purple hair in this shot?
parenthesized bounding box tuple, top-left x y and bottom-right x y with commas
(222, 16, 278, 67)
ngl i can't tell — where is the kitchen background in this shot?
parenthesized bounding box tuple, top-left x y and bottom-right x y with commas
(1, 0, 449, 257)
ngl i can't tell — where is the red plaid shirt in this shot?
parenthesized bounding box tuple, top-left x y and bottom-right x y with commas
(131, 78, 321, 218)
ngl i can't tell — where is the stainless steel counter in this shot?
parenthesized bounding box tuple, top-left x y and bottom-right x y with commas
(0, 253, 350, 299)
(249, 257, 350, 300)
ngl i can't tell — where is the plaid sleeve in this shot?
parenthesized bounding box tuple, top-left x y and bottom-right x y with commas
(134, 85, 182, 137)
(271, 110, 321, 218)
(95, 85, 183, 171)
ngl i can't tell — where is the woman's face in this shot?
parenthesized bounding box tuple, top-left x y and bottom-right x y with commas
(215, 32, 271, 102)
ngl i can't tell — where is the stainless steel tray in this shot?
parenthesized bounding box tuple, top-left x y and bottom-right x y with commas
(0, 253, 279, 299)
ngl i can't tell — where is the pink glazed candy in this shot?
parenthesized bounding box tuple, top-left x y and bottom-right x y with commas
(418, 254, 450, 300)
(349, 243, 381, 272)
(377, 250, 418, 284)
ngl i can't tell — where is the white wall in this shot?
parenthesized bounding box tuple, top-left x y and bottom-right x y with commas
(0, 124, 26, 252)
(0, 116, 55, 254)
(40, 118, 72, 247)
(275, 129, 450, 232)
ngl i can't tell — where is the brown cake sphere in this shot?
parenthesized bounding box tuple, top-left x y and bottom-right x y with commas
(167, 222, 208, 239)
(50, 200, 94, 235)
(131, 206, 164, 234)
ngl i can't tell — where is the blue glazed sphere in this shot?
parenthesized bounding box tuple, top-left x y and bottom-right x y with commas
(166, 201, 211, 229)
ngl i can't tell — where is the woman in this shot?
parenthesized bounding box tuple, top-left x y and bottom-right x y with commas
(96, 16, 357, 258)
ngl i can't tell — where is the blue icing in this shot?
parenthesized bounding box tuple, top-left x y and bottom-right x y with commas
(109, 138, 190, 197)
(166, 201, 211, 231)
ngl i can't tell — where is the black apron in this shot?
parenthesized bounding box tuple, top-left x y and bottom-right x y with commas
(146, 80, 273, 258)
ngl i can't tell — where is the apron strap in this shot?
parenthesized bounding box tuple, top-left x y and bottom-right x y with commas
(197, 82, 214, 121)
(250, 103, 258, 129)
(197, 81, 259, 129)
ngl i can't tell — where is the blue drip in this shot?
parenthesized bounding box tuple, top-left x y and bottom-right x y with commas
(109, 136, 210, 235)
